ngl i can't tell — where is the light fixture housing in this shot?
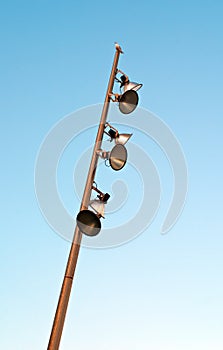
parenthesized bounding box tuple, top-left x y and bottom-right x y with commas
(89, 185, 110, 218)
(115, 133, 132, 145)
(123, 81, 143, 92)
(76, 186, 110, 236)
(109, 144, 127, 171)
(115, 71, 142, 114)
(120, 74, 143, 92)
(119, 74, 143, 92)
(97, 144, 128, 171)
(76, 209, 101, 236)
(119, 90, 139, 114)
(104, 123, 132, 145)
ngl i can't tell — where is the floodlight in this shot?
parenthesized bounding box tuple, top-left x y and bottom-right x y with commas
(76, 210, 101, 236)
(120, 74, 143, 92)
(109, 144, 127, 171)
(97, 144, 128, 171)
(115, 133, 132, 145)
(89, 184, 110, 218)
(113, 70, 142, 114)
(119, 90, 138, 114)
(104, 123, 132, 145)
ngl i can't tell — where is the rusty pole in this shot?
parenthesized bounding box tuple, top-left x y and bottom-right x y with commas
(47, 43, 123, 350)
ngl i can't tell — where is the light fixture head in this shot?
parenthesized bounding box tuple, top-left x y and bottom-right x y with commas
(119, 90, 138, 114)
(123, 81, 143, 92)
(76, 209, 101, 236)
(120, 74, 143, 93)
(89, 185, 110, 218)
(104, 123, 132, 145)
(97, 144, 128, 171)
(109, 144, 127, 171)
(115, 133, 132, 145)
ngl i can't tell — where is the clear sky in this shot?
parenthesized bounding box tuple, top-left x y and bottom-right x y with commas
(1, 1, 223, 349)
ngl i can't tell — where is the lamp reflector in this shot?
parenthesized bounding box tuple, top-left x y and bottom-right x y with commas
(109, 144, 127, 171)
(119, 90, 138, 114)
(76, 210, 101, 236)
(115, 133, 132, 145)
(123, 81, 143, 92)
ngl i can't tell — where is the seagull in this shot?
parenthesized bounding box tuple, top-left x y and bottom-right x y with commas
(115, 42, 124, 53)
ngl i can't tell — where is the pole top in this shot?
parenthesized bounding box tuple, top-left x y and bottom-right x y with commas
(115, 42, 124, 54)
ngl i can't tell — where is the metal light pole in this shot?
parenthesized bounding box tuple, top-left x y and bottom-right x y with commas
(47, 43, 123, 350)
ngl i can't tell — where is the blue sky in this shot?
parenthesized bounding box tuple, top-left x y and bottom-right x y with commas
(1, 1, 223, 349)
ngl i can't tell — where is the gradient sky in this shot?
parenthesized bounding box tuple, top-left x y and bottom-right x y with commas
(1, 1, 223, 349)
